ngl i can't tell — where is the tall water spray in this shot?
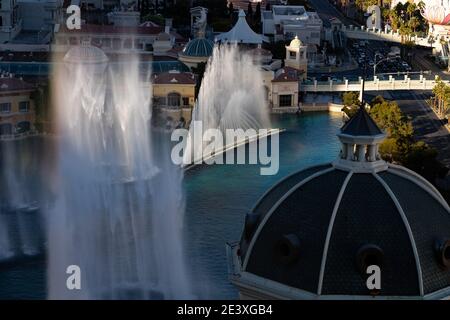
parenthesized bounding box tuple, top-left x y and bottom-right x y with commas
(184, 44, 270, 163)
(0, 141, 44, 261)
(48, 44, 191, 299)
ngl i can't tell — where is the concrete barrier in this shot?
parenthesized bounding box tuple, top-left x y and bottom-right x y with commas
(300, 102, 344, 113)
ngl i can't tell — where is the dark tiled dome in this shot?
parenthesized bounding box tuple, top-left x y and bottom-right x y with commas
(239, 163, 450, 298)
(180, 38, 214, 58)
(229, 107, 450, 300)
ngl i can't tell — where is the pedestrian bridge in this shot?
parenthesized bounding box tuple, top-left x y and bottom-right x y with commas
(341, 25, 431, 47)
(301, 75, 447, 93)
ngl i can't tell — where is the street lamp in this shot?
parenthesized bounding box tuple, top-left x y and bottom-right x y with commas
(373, 54, 394, 77)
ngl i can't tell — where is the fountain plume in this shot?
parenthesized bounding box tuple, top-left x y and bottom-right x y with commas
(48, 44, 192, 299)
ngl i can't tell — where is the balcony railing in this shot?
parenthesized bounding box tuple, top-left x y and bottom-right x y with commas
(0, 130, 37, 141)
(155, 104, 193, 110)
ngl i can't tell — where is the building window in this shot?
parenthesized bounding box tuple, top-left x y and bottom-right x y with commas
(182, 97, 189, 106)
(0, 123, 12, 135)
(102, 38, 111, 48)
(289, 51, 296, 58)
(16, 121, 31, 134)
(113, 38, 122, 50)
(19, 101, 29, 112)
(0, 16, 3, 27)
(167, 92, 181, 107)
(134, 39, 143, 50)
(0, 103, 12, 113)
(285, 32, 294, 39)
(279, 95, 292, 107)
(145, 43, 154, 52)
(123, 38, 132, 49)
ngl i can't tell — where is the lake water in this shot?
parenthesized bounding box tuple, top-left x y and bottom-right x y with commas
(0, 112, 343, 299)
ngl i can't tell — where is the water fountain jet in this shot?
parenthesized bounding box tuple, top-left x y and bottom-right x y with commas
(48, 43, 192, 299)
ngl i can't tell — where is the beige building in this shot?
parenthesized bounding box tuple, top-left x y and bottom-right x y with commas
(0, 77, 35, 138)
(152, 71, 196, 125)
(285, 36, 308, 79)
(271, 67, 300, 110)
(53, 24, 178, 58)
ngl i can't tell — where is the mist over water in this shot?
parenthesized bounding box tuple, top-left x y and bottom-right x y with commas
(184, 44, 270, 163)
(48, 46, 192, 299)
(0, 141, 45, 261)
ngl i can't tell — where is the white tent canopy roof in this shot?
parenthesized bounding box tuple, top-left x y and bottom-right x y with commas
(215, 10, 265, 44)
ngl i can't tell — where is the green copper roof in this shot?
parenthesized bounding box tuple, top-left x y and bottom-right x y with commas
(182, 38, 214, 57)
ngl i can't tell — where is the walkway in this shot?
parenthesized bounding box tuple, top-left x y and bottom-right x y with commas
(301, 76, 448, 93)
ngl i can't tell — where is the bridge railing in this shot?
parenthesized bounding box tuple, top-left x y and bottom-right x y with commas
(341, 25, 431, 47)
(301, 76, 448, 92)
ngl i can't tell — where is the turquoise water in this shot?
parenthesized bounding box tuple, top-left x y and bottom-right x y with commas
(183, 113, 343, 299)
(0, 112, 342, 299)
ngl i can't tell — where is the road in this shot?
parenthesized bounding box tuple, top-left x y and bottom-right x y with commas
(411, 48, 450, 81)
(384, 90, 450, 168)
(308, 0, 359, 26)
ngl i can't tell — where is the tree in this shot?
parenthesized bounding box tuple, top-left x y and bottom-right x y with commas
(403, 141, 448, 182)
(406, 2, 417, 21)
(367, 96, 446, 183)
(408, 16, 420, 34)
(228, 1, 234, 17)
(389, 9, 401, 31)
(417, 1, 426, 13)
(270, 40, 289, 59)
(398, 23, 412, 43)
(355, 0, 378, 11)
(140, 0, 151, 21)
(342, 92, 361, 118)
(369, 96, 414, 162)
(431, 77, 450, 118)
(247, 2, 253, 19)
(255, 3, 261, 24)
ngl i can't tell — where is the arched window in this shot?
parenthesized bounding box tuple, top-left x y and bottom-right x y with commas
(167, 92, 181, 107)
(0, 123, 13, 136)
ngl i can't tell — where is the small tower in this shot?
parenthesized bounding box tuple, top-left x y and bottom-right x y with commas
(285, 36, 308, 79)
(334, 106, 387, 172)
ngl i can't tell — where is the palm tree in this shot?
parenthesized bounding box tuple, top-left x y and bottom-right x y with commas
(408, 16, 420, 34)
(433, 77, 447, 116)
(443, 86, 450, 117)
(398, 23, 411, 43)
(406, 2, 416, 21)
(417, 1, 425, 15)
(389, 9, 401, 31)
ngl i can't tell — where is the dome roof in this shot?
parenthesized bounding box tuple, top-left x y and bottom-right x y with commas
(229, 107, 450, 300)
(238, 163, 450, 298)
(63, 43, 109, 64)
(180, 38, 214, 58)
(289, 36, 303, 49)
